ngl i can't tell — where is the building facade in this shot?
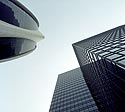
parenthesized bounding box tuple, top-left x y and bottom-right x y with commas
(73, 25, 125, 112)
(49, 68, 99, 112)
(0, 0, 44, 62)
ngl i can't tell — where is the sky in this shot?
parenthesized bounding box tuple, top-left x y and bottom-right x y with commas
(0, 0, 125, 112)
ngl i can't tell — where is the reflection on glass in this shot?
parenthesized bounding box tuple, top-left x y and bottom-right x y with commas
(121, 45, 125, 48)
(107, 54, 121, 60)
(103, 47, 111, 51)
(113, 56, 125, 62)
(0, 0, 38, 30)
(99, 52, 109, 56)
(112, 44, 119, 47)
(0, 37, 36, 61)
(110, 48, 120, 52)
(120, 51, 125, 55)
(118, 59, 125, 65)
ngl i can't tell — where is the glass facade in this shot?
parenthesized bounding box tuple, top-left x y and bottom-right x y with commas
(0, 0, 38, 30)
(73, 25, 125, 112)
(49, 68, 99, 112)
(0, 37, 36, 61)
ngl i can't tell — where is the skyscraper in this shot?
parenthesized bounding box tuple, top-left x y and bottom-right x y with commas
(73, 25, 125, 111)
(49, 68, 99, 112)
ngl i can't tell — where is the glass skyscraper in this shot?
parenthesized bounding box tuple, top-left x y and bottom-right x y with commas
(50, 25, 125, 112)
(49, 68, 99, 112)
(73, 25, 125, 112)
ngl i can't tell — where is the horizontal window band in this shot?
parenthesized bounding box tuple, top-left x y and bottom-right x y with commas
(0, 37, 36, 62)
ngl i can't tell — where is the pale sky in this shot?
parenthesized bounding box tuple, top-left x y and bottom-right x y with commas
(0, 0, 125, 112)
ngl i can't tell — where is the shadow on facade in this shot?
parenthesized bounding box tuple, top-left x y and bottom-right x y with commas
(80, 59, 125, 112)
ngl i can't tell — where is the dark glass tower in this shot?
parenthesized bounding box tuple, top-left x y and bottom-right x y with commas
(73, 25, 125, 112)
(49, 68, 99, 112)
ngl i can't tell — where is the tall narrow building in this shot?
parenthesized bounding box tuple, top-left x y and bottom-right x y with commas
(49, 68, 99, 112)
(73, 25, 125, 112)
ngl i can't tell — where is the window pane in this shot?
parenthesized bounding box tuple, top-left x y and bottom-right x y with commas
(106, 54, 121, 60)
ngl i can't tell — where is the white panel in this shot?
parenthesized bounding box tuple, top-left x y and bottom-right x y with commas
(0, 20, 44, 42)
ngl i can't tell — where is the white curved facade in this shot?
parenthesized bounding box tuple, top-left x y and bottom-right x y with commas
(0, 20, 44, 42)
(0, 0, 44, 62)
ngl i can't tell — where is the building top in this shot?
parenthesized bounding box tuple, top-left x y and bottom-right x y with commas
(50, 68, 99, 112)
(73, 24, 125, 48)
(73, 25, 125, 111)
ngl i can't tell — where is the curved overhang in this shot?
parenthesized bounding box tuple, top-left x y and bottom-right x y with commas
(0, 20, 44, 62)
(0, 20, 44, 42)
(0, 0, 44, 62)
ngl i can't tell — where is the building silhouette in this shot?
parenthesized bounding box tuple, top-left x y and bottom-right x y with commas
(73, 25, 125, 112)
(49, 68, 99, 112)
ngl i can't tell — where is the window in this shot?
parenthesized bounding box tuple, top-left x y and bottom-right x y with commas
(120, 51, 125, 55)
(106, 54, 121, 60)
(99, 52, 109, 56)
(120, 45, 125, 48)
(118, 59, 125, 65)
(112, 44, 119, 47)
(110, 48, 120, 52)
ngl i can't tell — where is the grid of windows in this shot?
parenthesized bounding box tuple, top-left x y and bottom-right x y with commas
(49, 68, 99, 112)
(73, 25, 125, 112)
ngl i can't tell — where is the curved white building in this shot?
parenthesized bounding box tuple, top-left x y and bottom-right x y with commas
(0, 0, 44, 62)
